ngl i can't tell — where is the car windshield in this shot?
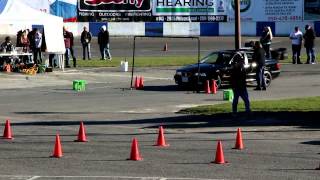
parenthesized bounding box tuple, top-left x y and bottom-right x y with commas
(200, 52, 233, 65)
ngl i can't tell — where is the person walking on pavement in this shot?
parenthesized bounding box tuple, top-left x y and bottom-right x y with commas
(81, 26, 92, 60)
(303, 25, 316, 64)
(230, 53, 251, 116)
(289, 26, 303, 64)
(260, 26, 273, 58)
(98, 25, 112, 61)
(254, 41, 267, 91)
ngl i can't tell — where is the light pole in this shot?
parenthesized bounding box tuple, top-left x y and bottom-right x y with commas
(235, 0, 241, 50)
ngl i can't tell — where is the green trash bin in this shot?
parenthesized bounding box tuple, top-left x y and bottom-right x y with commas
(73, 80, 87, 91)
(223, 89, 234, 101)
(78, 80, 87, 91)
(73, 80, 80, 90)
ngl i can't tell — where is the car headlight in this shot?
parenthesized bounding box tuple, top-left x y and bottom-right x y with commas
(176, 72, 182, 75)
(194, 73, 207, 76)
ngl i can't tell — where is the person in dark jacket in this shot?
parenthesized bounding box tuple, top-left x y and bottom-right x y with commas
(254, 41, 267, 90)
(260, 26, 273, 58)
(230, 53, 251, 115)
(81, 26, 92, 60)
(63, 27, 76, 67)
(63, 27, 72, 68)
(33, 29, 43, 65)
(69, 31, 76, 67)
(303, 25, 316, 64)
(98, 25, 112, 60)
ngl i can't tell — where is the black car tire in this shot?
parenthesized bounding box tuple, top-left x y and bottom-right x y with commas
(264, 71, 272, 87)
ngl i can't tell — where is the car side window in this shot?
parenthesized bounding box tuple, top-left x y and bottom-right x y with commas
(202, 53, 219, 64)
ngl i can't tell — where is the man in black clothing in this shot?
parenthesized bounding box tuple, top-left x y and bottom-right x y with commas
(303, 25, 316, 64)
(98, 25, 112, 60)
(81, 26, 92, 60)
(230, 53, 251, 115)
(254, 41, 267, 90)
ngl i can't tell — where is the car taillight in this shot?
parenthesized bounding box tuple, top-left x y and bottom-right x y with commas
(275, 63, 281, 70)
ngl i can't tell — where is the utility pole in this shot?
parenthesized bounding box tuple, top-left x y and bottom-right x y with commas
(235, 0, 241, 50)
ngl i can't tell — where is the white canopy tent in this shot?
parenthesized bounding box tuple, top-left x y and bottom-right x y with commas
(0, 0, 65, 53)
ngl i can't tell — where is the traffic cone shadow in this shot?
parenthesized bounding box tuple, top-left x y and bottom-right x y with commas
(233, 128, 244, 150)
(51, 134, 63, 158)
(212, 141, 228, 164)
(211, 80, 218, 94)
(128, 138, 142, 161)
(205, 80, 211, 94)
(154, 126, 169, 147)
(75, 121, 88, 142)
(3, 119, 13, 140)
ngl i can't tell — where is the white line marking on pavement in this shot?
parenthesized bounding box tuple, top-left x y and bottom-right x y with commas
(26, 176, 40, 180)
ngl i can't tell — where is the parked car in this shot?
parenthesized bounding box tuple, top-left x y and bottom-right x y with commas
(174, 49, 281, 88)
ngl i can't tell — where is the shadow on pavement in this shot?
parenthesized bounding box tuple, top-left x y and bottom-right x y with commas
(11, 111, 320, 130)
(300, 140, 320, 146)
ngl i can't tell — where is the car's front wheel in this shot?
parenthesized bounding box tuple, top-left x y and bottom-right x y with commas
(264, 71, 272, 87)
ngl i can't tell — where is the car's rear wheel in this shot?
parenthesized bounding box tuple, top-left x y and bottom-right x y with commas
(264, 71, 272, 87)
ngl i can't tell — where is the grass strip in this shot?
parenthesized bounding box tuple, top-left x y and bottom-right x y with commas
(77, 56, 198, 67)
(178, 97, 320, 115)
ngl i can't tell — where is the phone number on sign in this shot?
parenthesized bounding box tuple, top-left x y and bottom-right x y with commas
(268, 16, 302, 21)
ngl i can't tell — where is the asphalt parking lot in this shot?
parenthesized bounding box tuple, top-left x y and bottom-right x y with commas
(0, 37, 319, 180)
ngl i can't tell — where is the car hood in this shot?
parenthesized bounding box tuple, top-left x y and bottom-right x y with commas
(177, 63, 215, 72)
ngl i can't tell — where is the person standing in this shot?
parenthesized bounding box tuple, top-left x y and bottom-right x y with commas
(69, 30, 76, 67)
(33, 29, 42, 65)
(303, 25, 316, 64)
(98, 25, 112, 61)
(289, 26, 303, 64)
(230, 54, 251, 116)
(63, 27, 76, 67)
(63, 27, 72, 68)
(20, 30, 31, 64)
(260, 26, 273, 58)
(254, 41, 267, 91)
(81, 26, 92, 60)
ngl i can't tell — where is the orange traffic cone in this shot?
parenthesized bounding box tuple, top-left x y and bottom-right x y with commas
(134, 76, 140, 90)
(128, 138, 142, 161)
(139, 76, 144, 90)
(51, 134, 63, 158)
(211, 80, 218, 94)
(212, 141, 227, 164)
(154, 126, 169, 147)
(234, 128, 244, 150)
(75, 122, 88, 142)
(205, 80, 211, 94)
(3, 119, 13, 139)
(163, 43, 168, 51)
